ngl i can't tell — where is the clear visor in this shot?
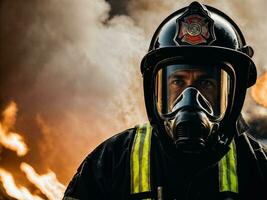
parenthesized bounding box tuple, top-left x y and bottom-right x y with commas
(155, 64, 230, 119)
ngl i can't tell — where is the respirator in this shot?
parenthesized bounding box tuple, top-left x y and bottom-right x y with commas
(154, 62, 230, 154)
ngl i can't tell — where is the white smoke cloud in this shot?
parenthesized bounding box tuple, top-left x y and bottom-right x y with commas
(28, 0, 149, 183)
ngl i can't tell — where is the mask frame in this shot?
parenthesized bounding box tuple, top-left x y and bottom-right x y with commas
(152, 58, 234, 123)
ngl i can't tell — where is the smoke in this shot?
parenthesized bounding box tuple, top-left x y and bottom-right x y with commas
(0, 0, 147, 184)
(0, 0, 266, 187)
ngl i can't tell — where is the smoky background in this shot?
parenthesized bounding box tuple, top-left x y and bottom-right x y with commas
(0, 0, 266, 185)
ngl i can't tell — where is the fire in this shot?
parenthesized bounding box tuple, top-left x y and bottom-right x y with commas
(0, 168, 43, 200)
(21, 163, 65, 200)
(0, 102, 66, 200)
(251, 72, 267, 108)
(0, 102, 28, 156)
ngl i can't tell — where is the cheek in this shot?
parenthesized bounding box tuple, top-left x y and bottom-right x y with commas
(205, 89, 217, 107)
(168, 94, 177, 106)
(168, 87, 183, 103)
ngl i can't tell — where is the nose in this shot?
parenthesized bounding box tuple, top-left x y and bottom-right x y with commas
(185, 78, 194, 87)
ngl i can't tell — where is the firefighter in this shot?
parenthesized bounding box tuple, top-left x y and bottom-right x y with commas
(63, 2, 267, 200)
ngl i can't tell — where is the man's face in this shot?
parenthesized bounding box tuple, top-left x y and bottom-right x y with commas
(168, 69, 218, 109)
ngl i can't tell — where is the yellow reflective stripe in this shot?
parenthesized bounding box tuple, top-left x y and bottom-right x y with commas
(229, 141, 238, 193)
(130, 123, 152, 194)
(219, 141, 238, 193)
(131, 125, 142, 193)
(219, 152, 227, 191)
(141, 124, 152, 192)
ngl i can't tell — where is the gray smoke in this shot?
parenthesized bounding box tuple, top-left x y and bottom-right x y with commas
(0, 0, 266, 187)
(0, 0, 147, 184)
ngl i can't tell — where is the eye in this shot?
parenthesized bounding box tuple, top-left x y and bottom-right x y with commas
(171, 79, 185, 87)
(199, 79, 215, 88)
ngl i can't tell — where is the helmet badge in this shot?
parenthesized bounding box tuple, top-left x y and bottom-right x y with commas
(174, 3, 216, 45)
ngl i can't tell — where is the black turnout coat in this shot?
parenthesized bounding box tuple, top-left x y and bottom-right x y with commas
(63, 118, 267, 200)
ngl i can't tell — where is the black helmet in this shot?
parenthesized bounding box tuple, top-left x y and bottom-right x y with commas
(141, 2, 257, 160)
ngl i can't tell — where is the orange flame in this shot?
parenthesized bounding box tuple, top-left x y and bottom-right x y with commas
(251, 72, 267, 108)
(0, 102, 66, 200)
(0, 102, 28, 156)
(0, 168, 43, 200)
(21, 163, 65, 200)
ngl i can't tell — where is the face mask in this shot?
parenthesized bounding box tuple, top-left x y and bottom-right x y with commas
(154, 63, 230, 154)
(164, 87, 217, 154)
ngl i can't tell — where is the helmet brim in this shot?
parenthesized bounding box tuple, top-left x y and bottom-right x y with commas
(141, 46, 256, 87)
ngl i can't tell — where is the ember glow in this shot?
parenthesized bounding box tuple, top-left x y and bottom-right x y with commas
(0, 102, 65, 200)
(251, 72, 267, 108)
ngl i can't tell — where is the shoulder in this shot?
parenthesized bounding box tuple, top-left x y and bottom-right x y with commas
(74, 126, 141, 177)
(236, 129, 267, 159)
(236, 130, 267, 183)
(64, 127, 139, 199)
(235, 116, 267, 180)
(236, 115, 267, 155)
(84, 127, 137, 163)
(246, 133, 267, 159)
